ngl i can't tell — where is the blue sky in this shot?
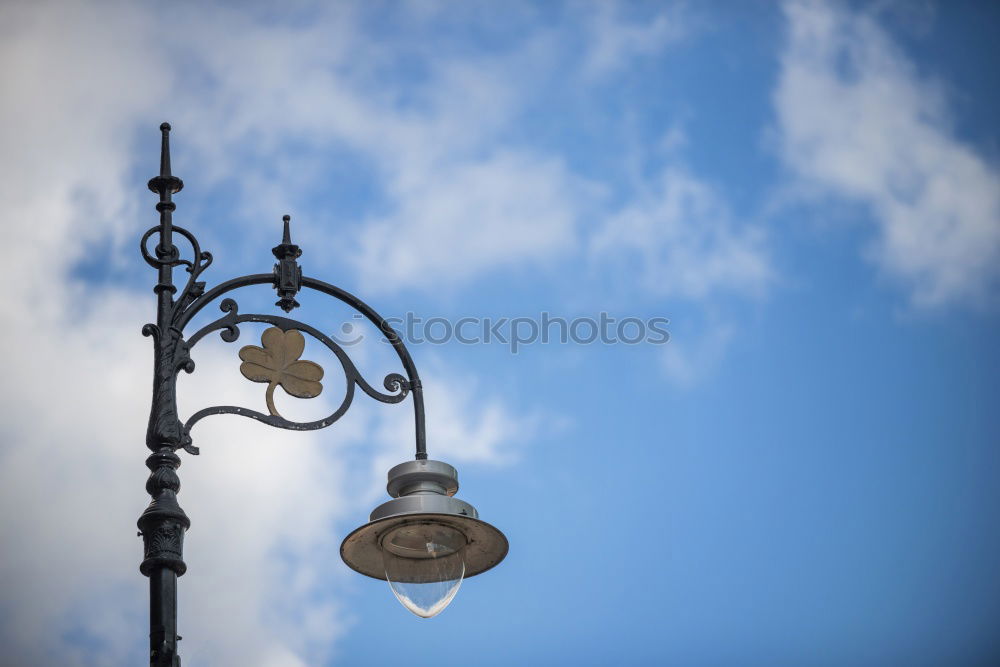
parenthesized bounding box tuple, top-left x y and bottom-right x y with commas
(1, 1, 999, 665)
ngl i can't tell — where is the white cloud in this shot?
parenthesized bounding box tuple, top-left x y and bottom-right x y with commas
(354, 150, 583, 293)
(774, 0, 1000, 307)
(590, 165, 772, 300)
(581, 2, 686, 79)
(110, 3, 583, 296)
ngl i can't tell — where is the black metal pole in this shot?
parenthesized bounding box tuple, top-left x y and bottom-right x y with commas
(138, 123, 189, 667)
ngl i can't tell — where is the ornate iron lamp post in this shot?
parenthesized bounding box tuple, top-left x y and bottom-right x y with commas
(137, 124, 508, 666)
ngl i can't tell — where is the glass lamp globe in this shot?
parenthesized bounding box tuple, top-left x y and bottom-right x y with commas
(341, 459, 508, 618)
(381, 522, 467, 617)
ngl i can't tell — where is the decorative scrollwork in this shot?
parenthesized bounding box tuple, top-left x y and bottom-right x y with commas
(217, 298, 241, 342)
(384, 373, 406, 393)
(141, 322, 160, 341)
(141, 135, 427, 460)
(180, 298, 410, 448)
(140, 226, 185, 269)
(140, 224, 213, 319)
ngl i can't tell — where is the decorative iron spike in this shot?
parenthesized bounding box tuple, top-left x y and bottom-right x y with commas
(159, 122, 172, 177)
(148, 123, 184, 195)
(272, 214, 303, 312)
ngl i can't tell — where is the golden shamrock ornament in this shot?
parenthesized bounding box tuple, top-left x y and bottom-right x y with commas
(238, 327, 324, 418)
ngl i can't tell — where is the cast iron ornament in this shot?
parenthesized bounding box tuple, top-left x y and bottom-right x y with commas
(239, 327, 324, 418)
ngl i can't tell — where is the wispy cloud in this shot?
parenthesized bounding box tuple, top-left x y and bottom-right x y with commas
(587, 148, 771, 387)
(355, 150, 583, 293)
(581, 2, 687, 79)
(774, 0, 1000, 307)
(590, 163, 772, 300)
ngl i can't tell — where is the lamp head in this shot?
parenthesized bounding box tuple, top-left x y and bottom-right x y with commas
(340, 459, 508, 617)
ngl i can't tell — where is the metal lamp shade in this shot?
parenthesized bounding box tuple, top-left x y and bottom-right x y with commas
(340, 460, 509, 582)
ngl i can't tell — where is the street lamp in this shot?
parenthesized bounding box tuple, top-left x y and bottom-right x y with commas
(137, 124, 508, 666)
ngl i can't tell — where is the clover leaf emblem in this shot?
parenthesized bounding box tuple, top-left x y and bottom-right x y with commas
(238, 327, 324, 418)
